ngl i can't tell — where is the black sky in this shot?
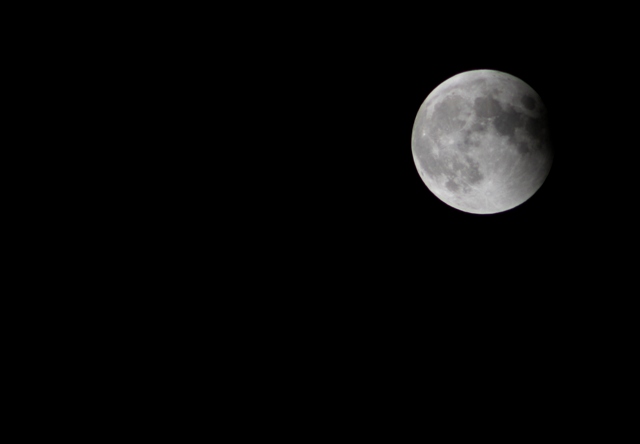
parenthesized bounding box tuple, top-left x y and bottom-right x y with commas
(200, 8, 640, 353)
(258, 11, 638, 303)
(149, 8, 640, 403)
(204, 8, 640, 412)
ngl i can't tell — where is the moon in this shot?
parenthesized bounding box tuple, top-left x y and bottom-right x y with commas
(411, 69, 553, 214)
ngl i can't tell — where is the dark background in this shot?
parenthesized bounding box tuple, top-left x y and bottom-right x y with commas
(227, 10, 638, 409)
(3, 7, 635, 429)
(9, 6, 635, 423)
(235, 9, 639, 336)
(225, 12, 639, 407)
(23, 4, 633, 363)
(54, 7, 632, 337)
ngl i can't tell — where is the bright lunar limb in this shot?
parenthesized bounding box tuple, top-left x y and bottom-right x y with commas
(411, 70, 553, 214)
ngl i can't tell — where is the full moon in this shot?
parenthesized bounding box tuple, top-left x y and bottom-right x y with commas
(411, 69, 553, 214)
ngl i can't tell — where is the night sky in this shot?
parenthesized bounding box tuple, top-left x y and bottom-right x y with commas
(217, 9, 637, 355)
(261, 10, 637, 317)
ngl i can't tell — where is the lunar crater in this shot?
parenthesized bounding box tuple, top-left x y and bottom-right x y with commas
(521, 94, 536, 110)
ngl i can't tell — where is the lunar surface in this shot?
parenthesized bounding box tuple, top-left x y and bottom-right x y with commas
(411, 70, 553, 214)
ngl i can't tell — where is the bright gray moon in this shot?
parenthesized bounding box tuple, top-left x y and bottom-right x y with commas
(411, 69, 553, 214)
